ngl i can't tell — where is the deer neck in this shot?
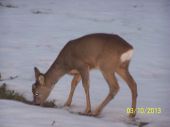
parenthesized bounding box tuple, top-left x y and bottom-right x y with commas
(44, 62, 66, 87)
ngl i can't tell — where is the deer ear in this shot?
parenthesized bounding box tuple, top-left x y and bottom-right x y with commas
(38, 75, 45, 85)
(34, 67, 40, 80)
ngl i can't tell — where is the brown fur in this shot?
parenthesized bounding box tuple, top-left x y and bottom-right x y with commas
(32, 33, 137, 117)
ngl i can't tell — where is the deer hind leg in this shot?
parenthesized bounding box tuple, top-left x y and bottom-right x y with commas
(117, 63, 138, 117)
(64, 74, 81, 107)
(93, 70, 120, 116)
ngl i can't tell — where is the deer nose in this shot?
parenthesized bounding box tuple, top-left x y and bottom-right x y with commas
(34, 101, 41, 105)
(33, 99, 40, 105)
(35, 103, 40, 106)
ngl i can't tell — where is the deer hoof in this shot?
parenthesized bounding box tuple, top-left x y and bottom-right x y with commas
(64, 102, 71, 107)
(129, 113, 136, 118)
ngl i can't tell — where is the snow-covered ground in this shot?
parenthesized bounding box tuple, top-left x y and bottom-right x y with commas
(0, 0, 170, 126)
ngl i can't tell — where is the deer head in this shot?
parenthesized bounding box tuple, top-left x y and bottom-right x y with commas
(32, 67, 52, 105)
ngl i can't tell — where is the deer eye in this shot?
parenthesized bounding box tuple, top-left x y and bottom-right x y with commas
(35, 92, 39, 96)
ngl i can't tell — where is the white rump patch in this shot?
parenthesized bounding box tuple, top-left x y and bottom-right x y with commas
(120, 49, 133, 63)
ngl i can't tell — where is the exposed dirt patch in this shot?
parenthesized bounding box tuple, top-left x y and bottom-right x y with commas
(0, 83, 57, 108)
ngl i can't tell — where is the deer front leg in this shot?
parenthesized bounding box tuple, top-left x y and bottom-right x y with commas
(79, 66, 91, 114)
(64, 74, 81, 107)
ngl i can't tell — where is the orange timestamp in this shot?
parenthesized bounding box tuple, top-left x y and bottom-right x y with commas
(126, 107, 161, 114)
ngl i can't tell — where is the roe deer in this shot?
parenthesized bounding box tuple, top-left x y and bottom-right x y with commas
(32, 33, 138, 117)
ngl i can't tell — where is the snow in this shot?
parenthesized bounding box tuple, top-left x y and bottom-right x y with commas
(0, 0, 170, 126)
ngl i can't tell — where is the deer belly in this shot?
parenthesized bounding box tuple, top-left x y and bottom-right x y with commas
(69, 69, 79, 75)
